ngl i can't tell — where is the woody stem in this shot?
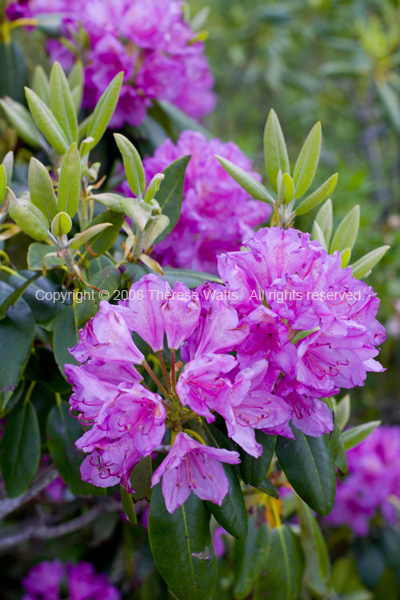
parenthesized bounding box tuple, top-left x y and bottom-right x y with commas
(157, 351, 171, 395)
(142, 360, 170, 398)
(171, 349, 176, 394)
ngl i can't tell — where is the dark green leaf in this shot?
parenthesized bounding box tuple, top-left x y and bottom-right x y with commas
(75, 266, 121, 326)
(131, 455, 153, 502)
(240, 431, 276, 488)
(120, 487, 137, 525)
(24, 347, 71, 394)
(330, 422, 348, 474)
(233, 514, 271, 600)
(7, 271, 65, 328)
(354, 537, 386, 589)
(53, 305, 79, 378)
(253, 525, 304, 600)
(256, 477, 279, 499)
(381, 527, 400, 587)
(0, 41, 29, 104)
(79, 210, 124, 259)
(0, 282, 34, 411)
(154, 155, 191, 243)
(1, 400, 40, 497)
(276, 425, 336, 516)
(148, 484, 217, 600)
(0, 272, 40, 320)
(206, 464, 248, 539)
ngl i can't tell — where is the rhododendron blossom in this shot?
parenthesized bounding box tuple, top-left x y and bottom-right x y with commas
(66, 229, 385, 513)
(326, 425, 400, 536)
(8, 0, 216, 127)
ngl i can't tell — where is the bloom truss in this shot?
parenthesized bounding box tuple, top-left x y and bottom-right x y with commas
(66, 227, 385, 514)
(7, 0, 216, 127)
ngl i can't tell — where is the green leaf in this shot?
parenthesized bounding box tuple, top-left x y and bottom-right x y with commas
(79, 210, 124, 259)
(256, 477, 280, 499)
(50, 61, 78, 143)
(276, 425, 336, 516)
(0, 164, 6, 204)
(68, 60, 83, 114)
(377, 81, 400, 132)
(25, 87, 70, 154)
(239, 431, 276, 487)
(296, 496, 330, 597)
(7, 270, 65, 327)
(8, 188, 49, 241)
(148, 484, 217, 600)
(296, 173, 338, 215)
(216, 155, 274, 204)
(143, 215, 170, 250)
(341, 247, 351, 268)
(233, 514, 271, 600)
(315, 199, 333, 247)
(350, 246, 390, 279)
(336, 394, 350, 431)
(120, 487, 137, 525)
(354, 537, 386, 589)
(114, 133, 146, 198)
(281, 173, 294, 204)
(330, 205, 360, 254)
(206, 464, 248, 539)
(131, 455, 153, 502)
(1, 400, 40, 497)
(253, 525, 304, 600)
(122, 263, 222, 289)
(90, 192, 127, 214)
(27, 242, 64, 271)
(293, 122, 322, 198)
(153, 155, 191, 243)
(75, 266, 121, 326)
(0, 272, 40, 320)
(86, 72, 123, 148)
(69, 222, 112, 250)
(0, 97, 43, 148)
(0, 41, 29, 104)
(32, 65, 50, 106)
(28, 158, 58, 220)
(342, 420, 381, 451)
(144, 173, 164, 202)
(330, 422, 348, 474)
(47, 400, 105, 495)
(53, 305, 79, 378)
(264, 109, 290, 193)
(57, 142, 81, 217)
(24, 347, 71, 394)
(51, 211, 72, 237)
(2, 150, 14, 186)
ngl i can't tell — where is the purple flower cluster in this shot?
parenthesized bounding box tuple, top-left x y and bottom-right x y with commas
(66, 227, 385, 514)
(8, 0, 215, 127)
(135, 130, 271, 273)
(22, 560, 120, 600)
(326, 425, 400, 536)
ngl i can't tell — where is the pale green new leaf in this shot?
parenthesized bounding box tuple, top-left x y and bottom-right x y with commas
(8, 188, 50, 241)
(28, 158, 58, 220)
(69, 223, 112, 249)
(57, 142, 81, 217)
(315, 199, 333, 246)
(2, 151, 14, 186)
(32, 65, 50, 106)
(293, 122, 322, 198)
(336, 395, 350, 431)
(0, 165, 5, 204)
(144, 173, 164, 203)
(51, 212, 72, 236)
(341, 248, 351, 268)
(342, 421, 381, 451)
(143, 215, 170, 250)
(90, 193, 126, 214)
(86, 72, 123, 148)
(330, 205, 360, 254)
(311, 220, 327, 251)
(282, 172, 294, 203)
(0, 98, 43, 148)
(350, 246, 390, 279)
(25, 88, 70, 154)
(264, 109, 290, 193)
(296, 173, 338, 215)
(114, 133, 146, 198)
(216, 155, 274, 204)
(50, 61, 78, 143)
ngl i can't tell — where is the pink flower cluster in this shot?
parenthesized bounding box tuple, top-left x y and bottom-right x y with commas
(22, 560, 120, 600)
(66, 227, 385, 514)
(138, 130, 272, 273)
(8, 0, 215, 127)
(326, 425, 400, 536)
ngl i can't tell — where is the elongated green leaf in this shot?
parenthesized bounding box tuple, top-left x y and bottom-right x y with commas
(0, 97, 42, 148)
(51, 212, 72, 237)
(32, 65, 50, 106)
(282, 172, 294, 203)
(240, 431, 276, 487)
(216, 155, 274, 204)
(330, 422, 348, 474)
(50, 61, 78, 143)
(311, 220, 327, 251)
(79, 210, 124, 259)
(256, 477, 279, 499)
(254, 525, 304, 600)
(25, 87, 70, 154)
(0, 164, 6, 203)
(2, 150, 14, 186)
(293, 122, 321, 198)
(264, 109, 290, 193)
(86, 72, 123, 148)
(350, 246, 390, 279)
(1, 400, 40, 497)
(144, 173, 164, 203)
(153, 155, 191, 243)
(296, 496, 330, 597)
(68, 60, 83, 113)
(28, 158, 58, 220)
(8, 188, 50, 241)
(342, 420, 381, 451)
(233, 515, 271, 600)
(143, 215, 170, 249)
(336, 394, 350, 431)
(330, 205, 360, 254)
(120, 487, 137, 525)
(206, 464, 248, 539)
(149, 484, 217, 600)
(354, 537, 386, 589)
(57, 142, 81, 217)
(47, 401, 105, 495)
(53, 305, 79, 378)
(296, 173, 338, 215)
(276, 425, 336, 516)
(69, 223, 112, 250)
(0, 41, 29, 104)
(0, 272, 40, 320)
(89, 192, 126, 214)
(315, 199, 333, 246)
(114, 134, 146, 198)
(27, 242, 63, 271)
(341, 247, 351, 268)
